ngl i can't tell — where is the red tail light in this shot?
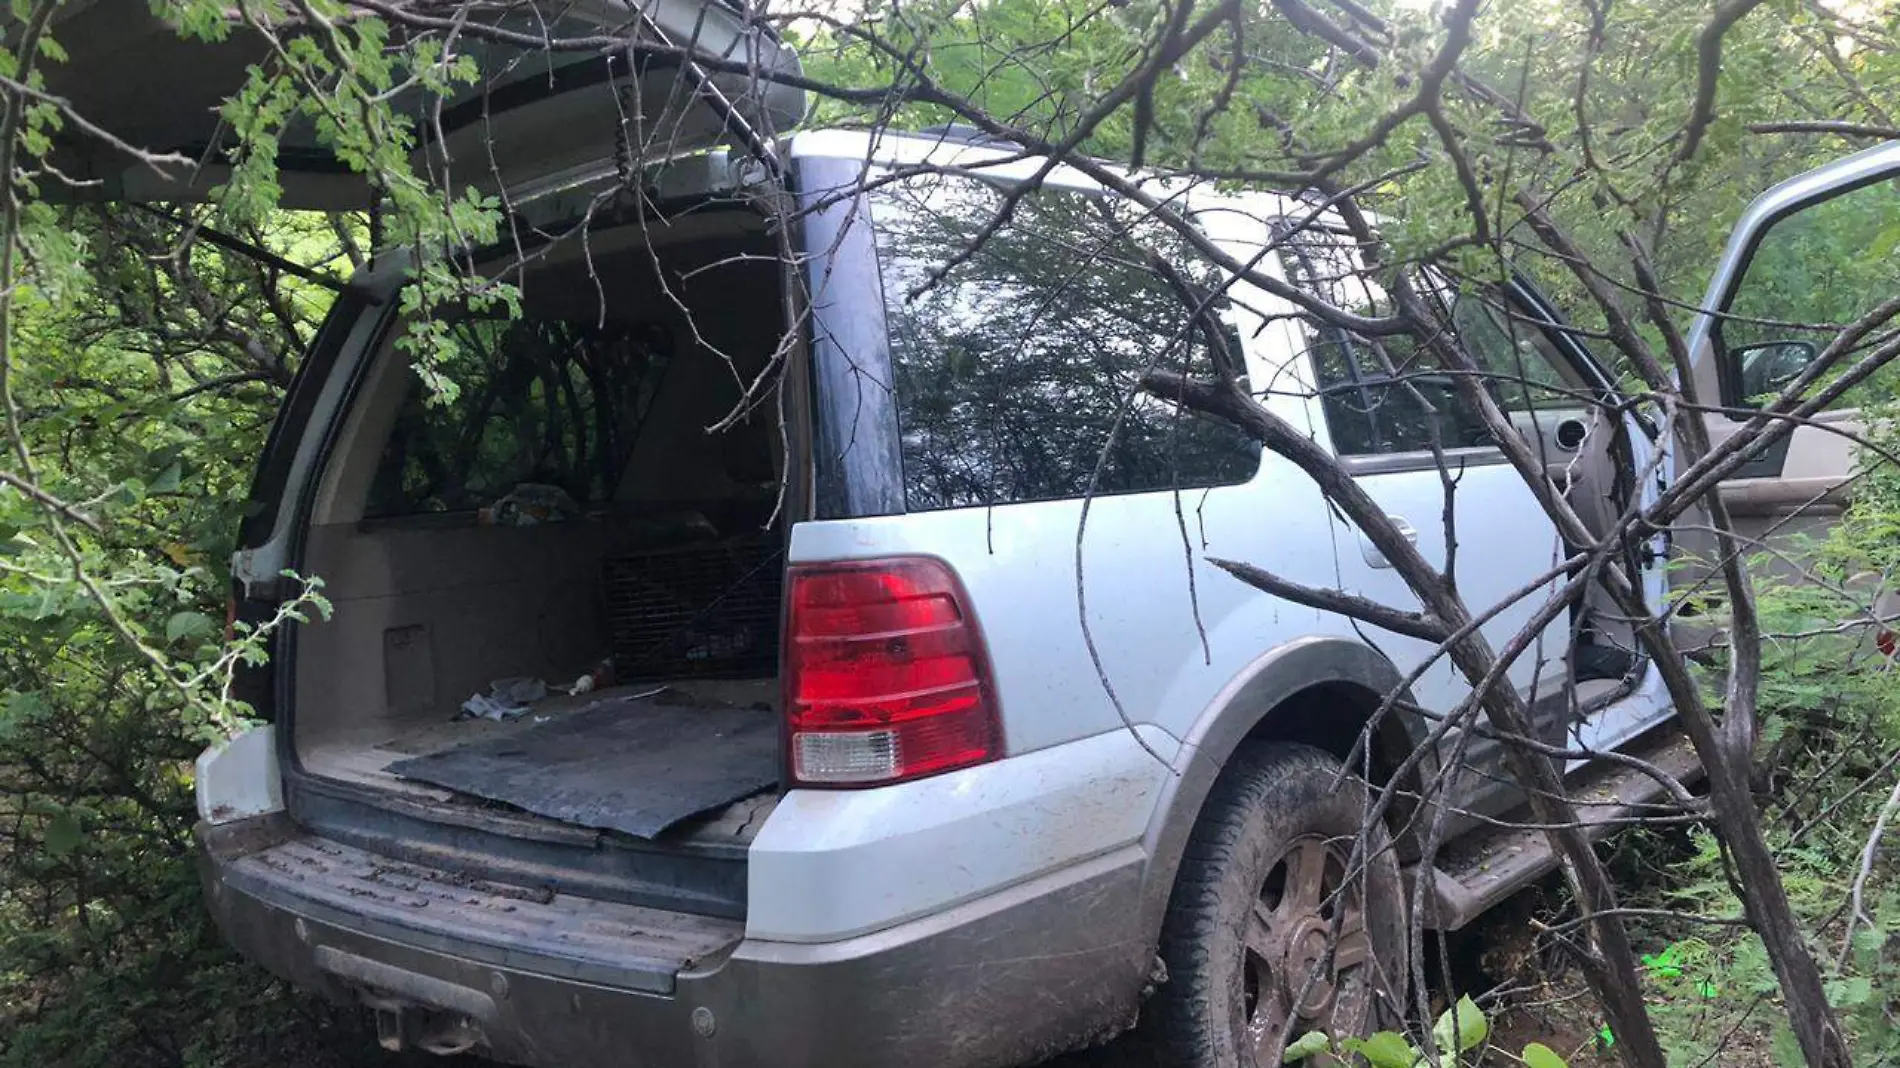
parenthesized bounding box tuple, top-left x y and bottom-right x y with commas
(783, 558, 1000, 786)
(1878, 629, 1896, 658)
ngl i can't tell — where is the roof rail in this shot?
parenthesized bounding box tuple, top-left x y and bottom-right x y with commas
(912, 123, 1025, 150)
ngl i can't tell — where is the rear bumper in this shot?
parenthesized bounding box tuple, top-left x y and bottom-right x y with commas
(199, 818, 1149, 1068)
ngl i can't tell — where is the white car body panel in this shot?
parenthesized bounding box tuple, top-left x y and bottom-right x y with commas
(196, 725, 285, 825)
(746, 726, 1177, 942)
(749, 130, 1680, 942)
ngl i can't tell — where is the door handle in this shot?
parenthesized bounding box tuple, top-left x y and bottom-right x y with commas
(1360, 516, 1418, 569)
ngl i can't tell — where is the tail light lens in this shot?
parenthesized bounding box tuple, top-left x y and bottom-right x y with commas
(1878, 629, 1896, 658)
(783, 558, 1000, 787)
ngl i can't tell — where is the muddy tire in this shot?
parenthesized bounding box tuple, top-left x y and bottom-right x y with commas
(1140, 742, 1407, 1067)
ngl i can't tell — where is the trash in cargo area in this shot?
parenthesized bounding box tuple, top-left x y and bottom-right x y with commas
(564, 657, 618, 697)
(388, 688, 778, 839)
(476, 482, 581, 527)
(459, 676, 550, 721)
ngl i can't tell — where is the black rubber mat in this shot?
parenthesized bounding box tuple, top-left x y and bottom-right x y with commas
(387, 692, 778, 839)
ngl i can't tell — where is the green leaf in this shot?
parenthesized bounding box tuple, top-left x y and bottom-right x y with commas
(150, 461, 183, 495)
(1870, 222, 1900, 261)
(1770, 1023, 1803, 1068)
(43, 810, 81, 856)
(1282, 1031, 1330, 1062)
(1433, 995, 1488, 1054)
(165, 611, 215, 642)
(1827, 975, 1872, 1008)
(1522, 1042, 1567, 1068)
(1343, 1031, 1419, 1068)
(1849, 924, 1885, 967)
(1641, 942, 1685, 978)
(0, 690, 47, 740)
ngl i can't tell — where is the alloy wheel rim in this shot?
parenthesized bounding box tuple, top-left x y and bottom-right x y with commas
(1240, 835, 1373, 1064)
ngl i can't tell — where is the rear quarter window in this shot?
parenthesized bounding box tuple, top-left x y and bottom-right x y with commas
(866, 172, 1260, 511)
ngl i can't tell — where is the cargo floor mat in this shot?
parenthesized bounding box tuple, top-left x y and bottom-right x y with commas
(386, 691, 778, 839)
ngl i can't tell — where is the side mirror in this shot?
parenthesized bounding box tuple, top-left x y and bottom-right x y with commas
(1732, 339, 1820, 404)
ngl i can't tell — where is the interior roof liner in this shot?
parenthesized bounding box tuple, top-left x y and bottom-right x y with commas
(34, 0, 805, 210)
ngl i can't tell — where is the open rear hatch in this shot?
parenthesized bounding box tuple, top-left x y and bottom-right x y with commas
(272, 195, 801, 917)
(44, 0, 821, 919)
(38, 0, 804, 207)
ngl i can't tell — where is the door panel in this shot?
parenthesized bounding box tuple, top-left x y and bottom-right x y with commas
(1686, 143, 1900, 573)
(1271, 226, 1585, 818)
(1332, 451, 1573, 825)
(1342, 461, 1571, 706)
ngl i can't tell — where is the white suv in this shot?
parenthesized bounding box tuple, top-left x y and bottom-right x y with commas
(148, 0, 1900, 1056)
(189, 119, 1724, 1068)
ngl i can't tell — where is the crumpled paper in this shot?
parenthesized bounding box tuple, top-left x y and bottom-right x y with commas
(460, 676, 549, 721)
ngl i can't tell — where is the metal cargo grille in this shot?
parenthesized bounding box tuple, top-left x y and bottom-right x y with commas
(602, 539, 783, 680)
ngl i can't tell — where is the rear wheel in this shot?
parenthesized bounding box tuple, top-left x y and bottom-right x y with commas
(1143, 742, 1406, 1066)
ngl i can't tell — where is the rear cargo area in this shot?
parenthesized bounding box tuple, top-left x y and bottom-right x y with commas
(290, 207, 793, 859)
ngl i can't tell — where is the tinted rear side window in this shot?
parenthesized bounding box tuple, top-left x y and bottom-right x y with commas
(867, 173, 1259, 510)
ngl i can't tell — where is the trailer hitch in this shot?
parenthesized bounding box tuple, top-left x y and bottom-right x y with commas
(368, 995, 483, 1057)
(314, 946, 495, 1057)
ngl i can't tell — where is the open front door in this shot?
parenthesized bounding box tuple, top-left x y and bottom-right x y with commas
(1684, 142, 1900, 581)
(37, 0, 803, 209)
